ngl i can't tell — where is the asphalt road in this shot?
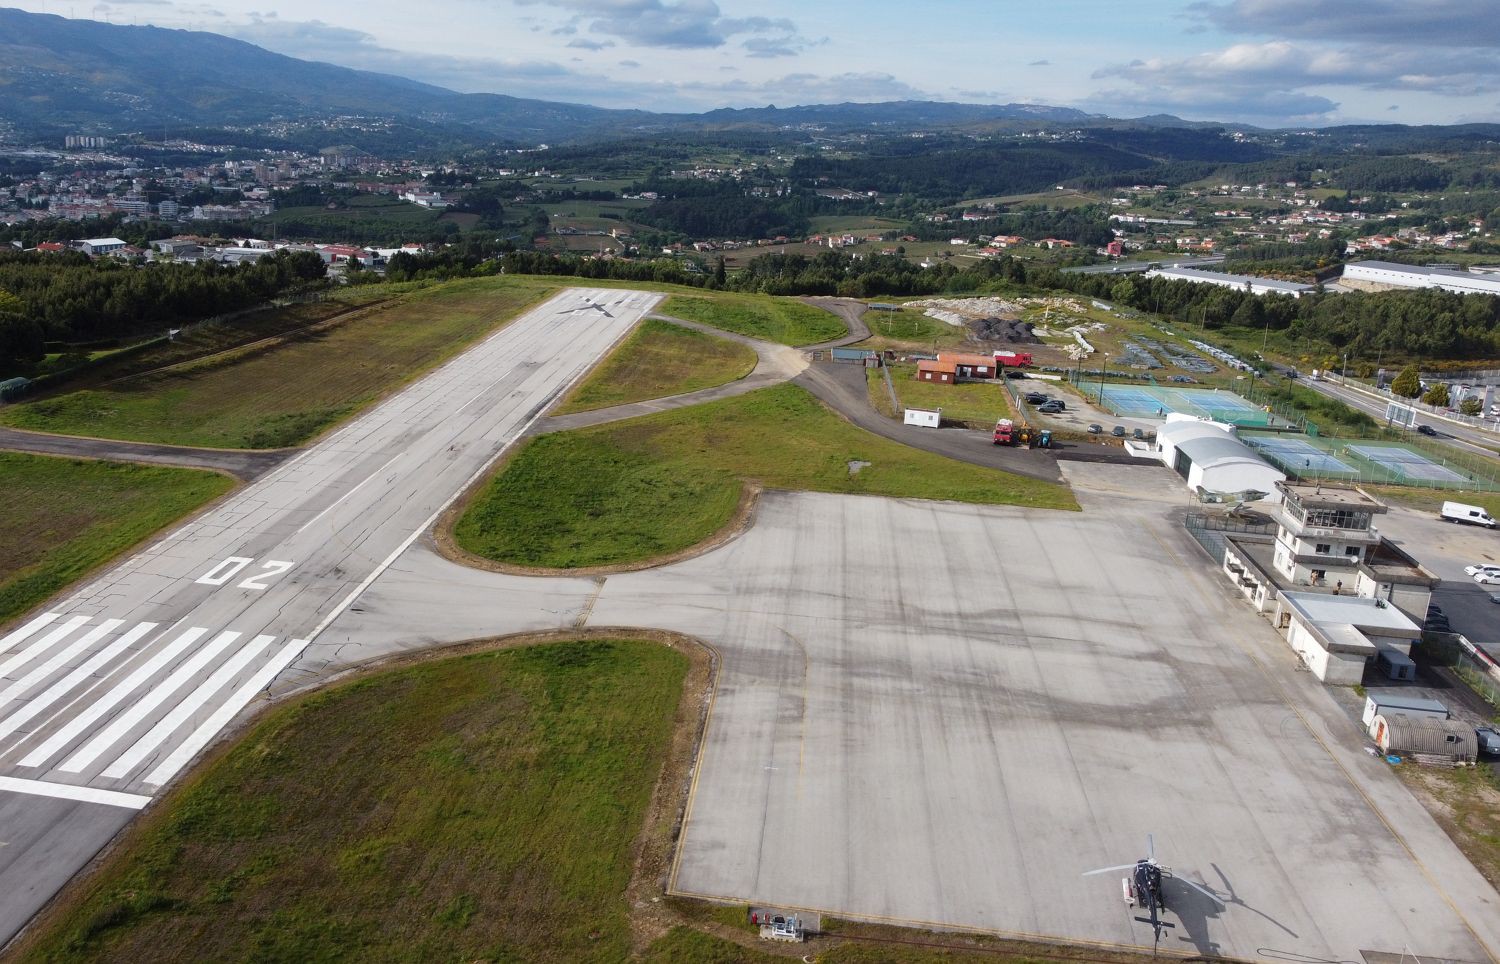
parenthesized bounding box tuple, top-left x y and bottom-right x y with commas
(313, 464, 1500, 962)
(1298, 376, 1499, 458)
(0, 427, 292, 482)
(0, 287, 662, 944)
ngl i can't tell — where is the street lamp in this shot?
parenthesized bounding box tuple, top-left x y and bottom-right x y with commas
(1099, 352, 1110, 406)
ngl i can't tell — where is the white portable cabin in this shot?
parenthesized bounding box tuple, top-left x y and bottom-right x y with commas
(1361, 693, 1448, 728)
(903, 408, 941, 428)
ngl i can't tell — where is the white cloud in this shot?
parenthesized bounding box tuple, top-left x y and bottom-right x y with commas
(513, 0, 805, 52)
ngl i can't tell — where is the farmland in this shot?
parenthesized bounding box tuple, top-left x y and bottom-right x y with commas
(556, 319, 757, 414)
(0, 278, 560, 448)
(453, 383, 1076, 569)
(0, 453, 234, 623)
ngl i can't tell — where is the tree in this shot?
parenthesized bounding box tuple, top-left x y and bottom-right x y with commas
(1460, 397, 1483, 416)
(1421, 382, 1450, 407)
(1391, 364, 1422, 399)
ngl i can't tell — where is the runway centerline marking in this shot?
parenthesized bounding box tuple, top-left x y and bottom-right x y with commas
(295, 450, 406, 535)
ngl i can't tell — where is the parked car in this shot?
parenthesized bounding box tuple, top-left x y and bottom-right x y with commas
(1025, 392, 1050, 405)
(1425, 615, 1451, 631)
(1004, 370, 1027, 380)
(1477, 572, 1500, 585)
(1132, 427, 1146, 440)
(1168, 375, 1196, 384)
(1416, 424, 1438, 437)
(1491, 593, 1500, 604)
(1038, 401, 1064, 414)
(1463, 564, 1500, 577)
(1111, 425, 1127, 437)
(1476, 726, 1500, 756)
(1087, 423, 1103, 434)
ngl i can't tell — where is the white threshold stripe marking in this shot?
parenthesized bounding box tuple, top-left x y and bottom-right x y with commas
(20, 626, 209, 769)
(0, 621, 159, 745)
(59, 630, 244, 774)
(295, 451, 405, 535)
(0, 612, 61, 658)
(0, 775, 150, 810)
(0, 619, 124, 709)
(0, 615, 90, 681)
(103, 634, 276, 780)
(143, 637, 309, 787)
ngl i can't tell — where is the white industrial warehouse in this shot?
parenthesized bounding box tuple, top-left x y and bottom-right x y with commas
(1143, 265, 1317, 297)
(1342, 260, 1500, 296)
(1152, 415, 1286, 500)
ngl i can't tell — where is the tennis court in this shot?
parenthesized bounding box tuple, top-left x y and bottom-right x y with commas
(1243, 436, 1359, 477)
(1345, 443, 1471, 485)
(1242, 432, 1500, 490)
(1098, 384, 1283, 427)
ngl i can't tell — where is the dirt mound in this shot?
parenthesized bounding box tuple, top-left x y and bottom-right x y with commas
(968, 317, 1039, 344)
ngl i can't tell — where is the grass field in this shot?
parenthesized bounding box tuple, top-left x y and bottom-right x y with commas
(661, 293, 846, 346)
(0, 278, 559, 449)
(556, 319, 757, 414)
(274, 194, 441, 226)
(877, 364, 1015, 426)
(16, 639, 688, 964)
(860, 308, 972, 350)
(454, 383, 1076, 569)
(0, 453, 234, 624)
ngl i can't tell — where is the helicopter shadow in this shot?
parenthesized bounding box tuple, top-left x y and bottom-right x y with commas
(1171, 863, 1302, 957)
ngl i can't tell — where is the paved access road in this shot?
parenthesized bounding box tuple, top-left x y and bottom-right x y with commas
(0, 427, 292, 481)
(0, 287, 661, 943)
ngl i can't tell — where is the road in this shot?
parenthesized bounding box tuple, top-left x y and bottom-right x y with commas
(1062, 256, 1225, 276)
(0, 427, 293, 482)
(0, 287, 662, 944)
(1298, 375, 1499, 458)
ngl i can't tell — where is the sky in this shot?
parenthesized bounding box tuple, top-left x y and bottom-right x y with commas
(9, 0, 1500, 126)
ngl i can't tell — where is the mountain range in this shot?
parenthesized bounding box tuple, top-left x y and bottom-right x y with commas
(0, 7, 1165, 146)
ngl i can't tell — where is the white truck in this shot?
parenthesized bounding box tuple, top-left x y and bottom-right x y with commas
(1442, 501, 1497, 528)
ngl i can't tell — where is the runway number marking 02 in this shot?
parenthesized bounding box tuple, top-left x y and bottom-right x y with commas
(196, 557, 294, 590)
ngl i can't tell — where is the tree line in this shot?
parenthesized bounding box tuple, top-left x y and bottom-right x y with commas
(0, 249, 327, 369)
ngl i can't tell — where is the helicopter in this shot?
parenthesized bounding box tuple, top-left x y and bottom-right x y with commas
(1083, 835, 1223, 954)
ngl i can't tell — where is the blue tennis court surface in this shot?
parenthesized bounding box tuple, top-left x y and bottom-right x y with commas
(1346, 444, 1469, 484)
(1099, 384, 1277, 426)
(1244, 436, 1357, 475)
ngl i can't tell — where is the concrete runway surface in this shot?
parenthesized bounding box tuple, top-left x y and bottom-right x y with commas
(0, 287, 661, 943)
(317, 465, 1499, 963)
(2, 286, 1497, 961)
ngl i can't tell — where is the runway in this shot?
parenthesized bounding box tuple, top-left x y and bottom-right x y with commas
(0, 286, 661, 943)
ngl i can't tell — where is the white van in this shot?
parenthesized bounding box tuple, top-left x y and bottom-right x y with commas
(1441, 501, 1497, 528)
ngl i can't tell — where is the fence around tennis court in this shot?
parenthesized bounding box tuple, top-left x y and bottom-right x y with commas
(1242, 431, 1500, 492)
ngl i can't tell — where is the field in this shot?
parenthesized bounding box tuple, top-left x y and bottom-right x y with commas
(0, 453, 235, 623)
(555, 319, 757, 414)
(0, 278, 559, 449)
(876, 364, 1016, 426)
(660, 293, 846, 346)
(272, 194, 442, 226)
(14, 639, 688, 964)
(453, 383, 1076, 569)
(859, 308, 972, 350)
(808, 215, 906, 234)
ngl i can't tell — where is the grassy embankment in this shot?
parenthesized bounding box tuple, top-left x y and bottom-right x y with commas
(454, 383, 1077, 569)
(0, 278, 559, 449)
(0, 453, 234, 623)
(555, 319, 757, 415)
(869, 363, 1016, 427)
(660, 293, 846, 346)
(15, 639, 688, 964)
(857, 308, 972, 351)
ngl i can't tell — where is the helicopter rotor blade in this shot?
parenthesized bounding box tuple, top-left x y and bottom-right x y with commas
(1082, 864, 1138, 876)
(1171, 873, 1225, 907)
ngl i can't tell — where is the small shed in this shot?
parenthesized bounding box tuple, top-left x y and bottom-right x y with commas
(938, 351, 999, 380)
(1361, 694, 1448, 728)
(1370, 714, 1477, 763)
(831, 348, 877, 366)
(916, 359, 957, 384)
(904, 408, 940, 428)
